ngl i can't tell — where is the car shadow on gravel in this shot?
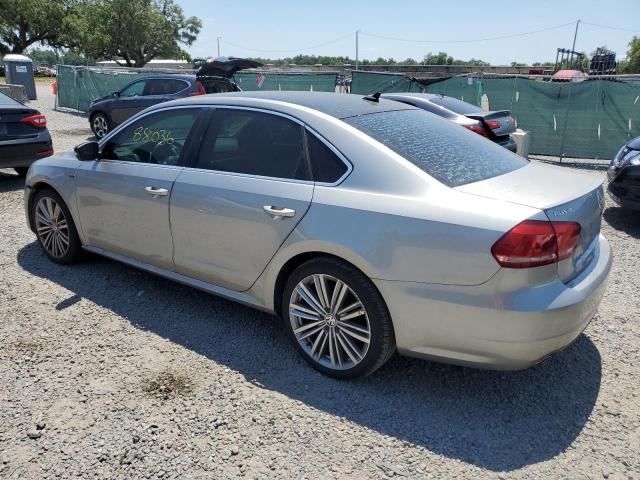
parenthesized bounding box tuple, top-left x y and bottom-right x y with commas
(0, 171, 25, 193)
(17, 242, 602, 472)
(603, 206, 640, 238)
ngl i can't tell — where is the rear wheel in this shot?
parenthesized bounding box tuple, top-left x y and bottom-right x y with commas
(282, 257, 395, 379)
(91, 112, 110, 139)
(30, 189, 82, 264)
(14, 167, 29, 177)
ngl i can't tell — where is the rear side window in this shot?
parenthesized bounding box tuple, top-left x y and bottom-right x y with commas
(194, 109, 309, 180)
(143, 79, 188, 95)
(119, 80, 146, 97)
(345, 109, 526, 187)
(428, 96, 483, 115)
(306, 133, 348, 183)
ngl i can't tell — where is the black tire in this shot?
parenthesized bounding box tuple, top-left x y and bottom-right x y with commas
(14, 167, 29, 177)
(30, 188, 83, 265)
(281, 256, 396, 379)
(90, 112, 110, 139)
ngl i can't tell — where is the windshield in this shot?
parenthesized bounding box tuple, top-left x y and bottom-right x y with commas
(344, 109, 527, 187)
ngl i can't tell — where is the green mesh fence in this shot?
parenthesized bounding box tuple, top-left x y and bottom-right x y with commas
(57, 65, 150, 113)
(56, 65, 338, 113)
(351, 70, 640, 159)
(232, 72, 337, 92)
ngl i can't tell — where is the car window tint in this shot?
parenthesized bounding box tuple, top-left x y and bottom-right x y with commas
(120, 80, 146, 98)
(345, 109, 527, 187)
(143, 79, 188, 95)
(428, 96, 483, 115)
(101, 108, 200, 165)
(195, 109, 309, 180)
(306, 133, 347, 183)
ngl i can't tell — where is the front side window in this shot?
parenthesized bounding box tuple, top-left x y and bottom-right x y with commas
(195, 109, 309, 180)
(119, 80, 146, 98)
(345, 109, 527, 187)
(101, 108, 200, 165)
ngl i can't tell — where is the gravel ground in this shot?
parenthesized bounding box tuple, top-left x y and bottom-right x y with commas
(1, 85, 639, 480)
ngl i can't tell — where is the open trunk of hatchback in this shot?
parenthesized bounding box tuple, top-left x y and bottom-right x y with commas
(195, 57, 262, 94)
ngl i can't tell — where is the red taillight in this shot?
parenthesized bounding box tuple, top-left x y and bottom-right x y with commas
(491, 220, 581, 268)
(188, 81, 206, 96)
(20, 114, 47, 128)
(486, 120, 501, 130)
(463, 124, 489, 137)
(36, 147, 54, 158)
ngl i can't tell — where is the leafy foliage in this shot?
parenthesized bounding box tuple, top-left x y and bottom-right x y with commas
(246, 52, 489, 67)
(619, 36, 640, 74)
(77, 0, 201, 67)
(0, 0, 82, 54)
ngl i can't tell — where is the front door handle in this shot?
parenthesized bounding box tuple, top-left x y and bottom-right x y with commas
(145, 186, 168, 197)
(263, 205, 296, 218)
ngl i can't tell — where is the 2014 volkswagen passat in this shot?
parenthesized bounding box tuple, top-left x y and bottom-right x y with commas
(24, 92, 611, 379)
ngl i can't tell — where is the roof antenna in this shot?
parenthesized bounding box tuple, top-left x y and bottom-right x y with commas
(363, 92, 381, 102)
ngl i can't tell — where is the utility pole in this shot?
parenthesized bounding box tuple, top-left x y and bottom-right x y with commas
(569, 20, 580, 68)
(217, 36, 222, 57)
(355, 30, 360, 70)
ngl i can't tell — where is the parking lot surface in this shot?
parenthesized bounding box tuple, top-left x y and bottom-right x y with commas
(1, 85, 639, 479)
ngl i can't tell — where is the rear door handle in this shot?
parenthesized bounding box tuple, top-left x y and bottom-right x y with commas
(145, 186, 168, 197)
(263, 205, 296, 218)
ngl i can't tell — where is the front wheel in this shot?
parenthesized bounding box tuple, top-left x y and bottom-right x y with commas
(282, 257, 396, 379)
(30, 189, 83, 264)
(90, 112, 110, 139)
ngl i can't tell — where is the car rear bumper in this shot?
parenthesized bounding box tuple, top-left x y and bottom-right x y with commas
(0, 131, 53, 168)
(374, 234, 612, 370)
(608, 166, 640, 210)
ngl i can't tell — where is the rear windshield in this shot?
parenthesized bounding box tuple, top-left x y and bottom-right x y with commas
(344, 109, 527, 187)
(428, 96, 483, 115)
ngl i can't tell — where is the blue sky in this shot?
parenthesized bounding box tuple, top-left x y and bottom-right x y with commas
(177, 0, 638, 64)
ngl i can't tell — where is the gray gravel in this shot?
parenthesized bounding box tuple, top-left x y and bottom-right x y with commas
(1, 84, 639, 479)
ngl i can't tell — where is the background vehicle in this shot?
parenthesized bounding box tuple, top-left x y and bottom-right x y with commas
(608, 136, 640, 210)
(382, 92, 518, 152)
(0, 92, 52, 176)
(88, 57, 261, 138)
(26, 92, 610, 379)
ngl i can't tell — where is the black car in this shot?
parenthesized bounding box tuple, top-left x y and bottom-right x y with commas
(0, 92, 53, 176)
(88, 57, 261, 138)
(382, 93, 518, 152)
(607, 136, 640, 210)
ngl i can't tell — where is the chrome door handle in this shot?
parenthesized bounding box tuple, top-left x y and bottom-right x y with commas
(145, 186, 168, 197)
(263, 205, 296, 218)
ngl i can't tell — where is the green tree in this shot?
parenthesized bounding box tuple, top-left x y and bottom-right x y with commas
(0, 0, 82, 54)
(620, 36, 640, 74)
(423, 52, 453, 65)
(79, 0, 201, 67)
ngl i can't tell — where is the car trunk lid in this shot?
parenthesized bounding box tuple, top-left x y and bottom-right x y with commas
(465, 110, 516, 138)
(457, 161, 605, 282)
(196, 56, 262, 78)
(0, 104, 41, 141)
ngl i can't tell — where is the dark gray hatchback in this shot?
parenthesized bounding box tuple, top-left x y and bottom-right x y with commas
(0, 92, 53, 176)
(87, 57, 261, 138)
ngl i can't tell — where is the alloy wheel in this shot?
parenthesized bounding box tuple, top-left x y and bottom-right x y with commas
(289, 274, 371, 370)
(34, 197, 70, 258)
(93, 115, 108, 138)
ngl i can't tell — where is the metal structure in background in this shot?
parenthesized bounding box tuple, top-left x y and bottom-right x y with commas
(351, 70, 640, 160)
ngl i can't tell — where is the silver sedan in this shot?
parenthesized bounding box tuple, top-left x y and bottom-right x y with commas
(24, 92, 612, 379)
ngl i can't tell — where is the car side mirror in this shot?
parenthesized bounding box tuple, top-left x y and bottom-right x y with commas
(74, 141, 99, 161)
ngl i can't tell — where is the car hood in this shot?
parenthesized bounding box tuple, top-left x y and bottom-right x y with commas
(456, 161, 602, 210)
(196, 57, 262, 78)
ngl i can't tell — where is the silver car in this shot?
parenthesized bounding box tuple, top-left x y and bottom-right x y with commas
(24, 92, 612, 379)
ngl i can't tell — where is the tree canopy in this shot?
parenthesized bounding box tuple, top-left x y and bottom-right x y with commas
(0, 0, 82, 54)
(620, 36, 640, 74)
(77, 0, 201, 67)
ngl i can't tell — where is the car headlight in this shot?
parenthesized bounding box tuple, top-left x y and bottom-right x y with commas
(614, 147, 640, 167)
(629, 154, 640, 166)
